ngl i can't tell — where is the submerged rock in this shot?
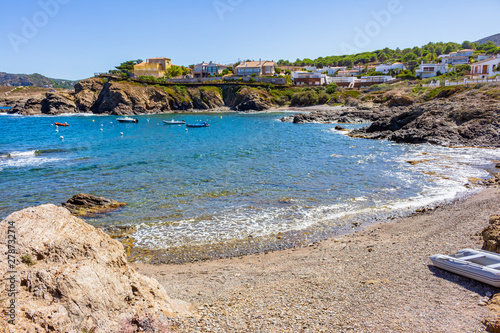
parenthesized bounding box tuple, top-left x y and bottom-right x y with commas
(62, 193, 126, 216)
(0, 204, 191, 332)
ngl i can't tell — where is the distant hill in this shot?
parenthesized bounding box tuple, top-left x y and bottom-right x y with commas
(475, 33, 500, 46)
(0, 72, 79, 89)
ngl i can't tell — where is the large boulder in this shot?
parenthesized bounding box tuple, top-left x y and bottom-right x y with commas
(0, 204, 191, 332)
(232, 87, 274, 111)
(483, 215, 500, 253)
(62, 193, 126, 216)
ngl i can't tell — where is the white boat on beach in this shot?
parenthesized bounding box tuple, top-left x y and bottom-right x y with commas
(430, 248, 500, 287)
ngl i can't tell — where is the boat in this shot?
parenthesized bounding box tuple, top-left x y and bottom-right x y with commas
(186, 122, 209, 128)
(54, 122, 69, 127)
(117, 117, 139, 123)
(429, 248, 500, 287)
(163, 120, 186, 125)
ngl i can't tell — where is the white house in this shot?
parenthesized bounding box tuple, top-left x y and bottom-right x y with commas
(375, 62, 406, 74)
(468, 56, 500, 79)
(439, 49, 474, 66)
(304, 66, 345, 76)
(415, 62, 450, 78)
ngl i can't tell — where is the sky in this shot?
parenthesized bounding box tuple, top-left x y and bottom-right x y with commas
(0, 0, 499, 80)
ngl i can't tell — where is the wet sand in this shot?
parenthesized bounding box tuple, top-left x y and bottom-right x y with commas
(133, 187, 500, 332)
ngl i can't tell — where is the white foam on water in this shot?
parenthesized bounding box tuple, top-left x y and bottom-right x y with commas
(0, 150, 63, 169)
(131, 145, 500, 250)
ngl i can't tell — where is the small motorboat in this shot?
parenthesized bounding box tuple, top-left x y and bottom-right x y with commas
(117, 117, 139, 123)
(430, 248, 500, 287)
(54, 122, 69, 127)
(186, 122, 209, 128)
(163, 120, 186, 125)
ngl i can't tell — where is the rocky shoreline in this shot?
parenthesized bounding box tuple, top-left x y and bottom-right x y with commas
(1, 78, 277, 116)
(281, 85, 500, 148)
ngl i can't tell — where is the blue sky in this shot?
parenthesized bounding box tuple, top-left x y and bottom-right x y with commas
(1, 0, 499, 80)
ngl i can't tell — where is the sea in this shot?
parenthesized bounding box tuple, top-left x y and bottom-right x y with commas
(1, 110, 499, 253)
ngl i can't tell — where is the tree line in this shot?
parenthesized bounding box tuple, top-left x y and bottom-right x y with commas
(277, 41, 500, 69)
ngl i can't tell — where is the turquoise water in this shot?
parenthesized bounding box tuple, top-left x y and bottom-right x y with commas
(0, 112, 499, 250)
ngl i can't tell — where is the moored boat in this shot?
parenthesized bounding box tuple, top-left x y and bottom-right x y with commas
(429, 248, 500, 287)
(117, 117, 139, 123)
(186, 122, 209, 128)
(163, 120, 186, 125)
(54, 122, 69, 127)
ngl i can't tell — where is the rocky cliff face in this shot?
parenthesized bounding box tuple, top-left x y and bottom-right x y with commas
(9, 78, 277, 115)
(0, 204, 190, 332)
(349, 96, 500, 147)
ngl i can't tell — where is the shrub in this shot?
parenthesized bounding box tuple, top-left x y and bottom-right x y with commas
(326, 82, 338, 94)
(249, 78, 256, 83)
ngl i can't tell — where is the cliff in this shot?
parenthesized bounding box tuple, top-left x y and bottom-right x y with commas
(0, 204, 191, 332)
(7, 78, 278, 115)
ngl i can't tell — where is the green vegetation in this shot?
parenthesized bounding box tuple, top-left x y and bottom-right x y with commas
(112, 59, 143, 76)
(326, 83, 338, 94)
(277, 40, 500, 70)
(424, 85, 467, 101)
(20, 254, 36, 266)
(164, 65, 190, 78)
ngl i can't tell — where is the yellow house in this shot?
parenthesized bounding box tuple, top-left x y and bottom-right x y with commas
(133, 57, 172, 78)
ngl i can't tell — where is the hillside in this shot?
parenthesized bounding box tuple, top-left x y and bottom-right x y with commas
(475, 33, 500, 46)
(0, 72, 78, 89)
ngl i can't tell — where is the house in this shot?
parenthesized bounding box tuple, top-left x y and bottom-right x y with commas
(235, 60, 276, 76)
(355, 76, 394, 88)
(468, 56, 500, 79)
(330, 76, 358, 88)
(375, 62, 406, 74)
(292, 71, 329, 85)
(304, 66, 345, 75)
(133, 57, 172, 78)
(338, 67, 364, 77)
(415, 62, 450, 78)
(193, 62, 229, 78)
(439, 49, 474, 66)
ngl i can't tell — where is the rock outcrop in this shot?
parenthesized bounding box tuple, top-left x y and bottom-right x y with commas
(349, 96, 500, 147)
(0, 204, 190, 332)
(483, 215, 500, 253)
(62, 193, 126, 216)
(3, 78, 274, 115)
(41, 92, 77, 115)
(483, 214, 500, 332)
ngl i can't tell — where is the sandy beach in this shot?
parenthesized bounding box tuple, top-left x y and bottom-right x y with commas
(133, 187, 500, 332)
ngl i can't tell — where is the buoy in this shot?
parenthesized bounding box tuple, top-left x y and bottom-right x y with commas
(60, 136, 64, 140)
(92, 120, 95, 122)
(120, 132, 123, 136)
(100, 128, 103, 131)
(55, 129, 59, 132)
(220, 116, 222, 119)
(101, 124, 103, 127)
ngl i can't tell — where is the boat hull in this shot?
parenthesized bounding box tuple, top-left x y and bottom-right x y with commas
(186, 123, 209, 128)
(430, 249, 500, 287)
(163, 120, 185, 125)
(117, 118, 138, 123)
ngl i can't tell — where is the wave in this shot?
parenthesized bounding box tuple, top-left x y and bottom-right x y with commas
(130, 145, 500, 251)
(0, 149, 67, 169)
